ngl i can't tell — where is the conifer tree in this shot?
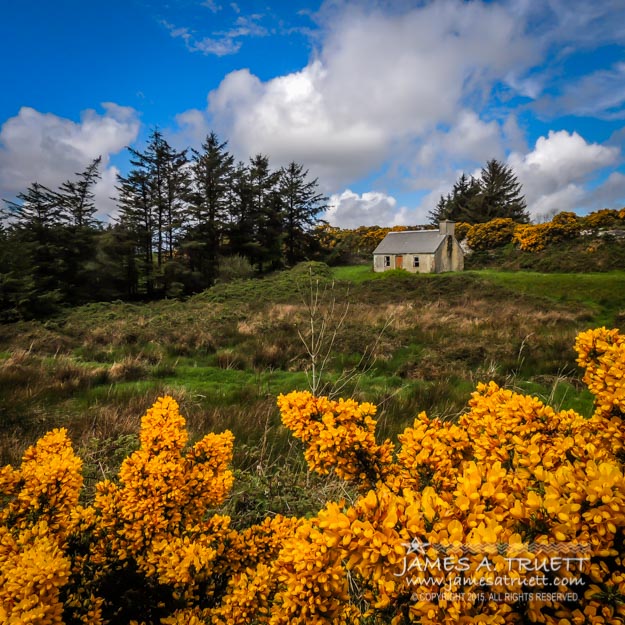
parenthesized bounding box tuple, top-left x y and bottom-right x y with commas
(429, 160, 528, 225)
(57, 157, 103, 303)
(478, 159, 529, 223)
(186, 132, 234, 285)
(279, 162, 328, 266)
(247, 154, 282, 271)
(428, 173, 481, 225)
(225, 161, 256, 263)
(116, 168, 154, 295)
(116, 129, 189, 295)
(58, 157, 102, 228)
(2, 182, 67, 315)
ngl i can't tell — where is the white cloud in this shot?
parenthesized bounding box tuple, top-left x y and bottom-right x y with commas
(441, 112, 504, 163)
(325, 189, 411, 228)
(192, 36, 242, 56)
(501, 115, 528, 154)
(207, 63, 387, 188)
(0, 104, 140, 219)
(524, 0, 625, 49)
(179, 1, 537, 188)
(407, 111, 504, 185)
(508, 130, 621, 218)
(167, 1, 625, 225)
(201, 0, 221, 13)
(164, 13, 267, 58)
(163, 20, 242, 56)
(173, 109, 212, 151)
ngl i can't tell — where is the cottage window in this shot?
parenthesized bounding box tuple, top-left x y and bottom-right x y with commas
(413, 256, 420, 268)
(384, 256, 391, 267)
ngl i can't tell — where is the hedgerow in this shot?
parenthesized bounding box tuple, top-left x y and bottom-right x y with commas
(2, 327, 625, 624)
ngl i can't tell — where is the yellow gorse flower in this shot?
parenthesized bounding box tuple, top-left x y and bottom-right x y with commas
(1, 329, 625, 623)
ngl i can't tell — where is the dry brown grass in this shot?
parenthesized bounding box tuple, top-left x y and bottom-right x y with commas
(108, 356, 148, 382)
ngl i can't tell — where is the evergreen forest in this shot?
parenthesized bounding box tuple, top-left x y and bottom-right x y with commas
(0, 130, 328, 320)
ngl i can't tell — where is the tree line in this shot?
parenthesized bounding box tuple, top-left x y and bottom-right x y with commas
(0, 130, 328, 320)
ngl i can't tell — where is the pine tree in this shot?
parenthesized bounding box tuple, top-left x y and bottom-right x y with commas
(3, 182, 65, 230)
(247, 154, 282, 272)
(91, 225, 140, 300)
(279, 162, 328, 266)
(429, 161, 528, 225)
(116, 168, 154, 295)
(57, 157, 103, 303)
(478, 159, 529, 223)
(58, 157, 102, 228)
(225, 162, 256, 263)
(186, 132, 234, 286)
(115, 129, 189, 295)
(2, 182, 67, 315)
(428, 193, 450, 226)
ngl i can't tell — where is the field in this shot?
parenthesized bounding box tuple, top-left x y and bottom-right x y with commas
(2, 264, 624, 497)
(3, 263, 625, 623)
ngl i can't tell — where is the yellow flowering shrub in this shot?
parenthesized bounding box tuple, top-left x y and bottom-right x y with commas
(2, 329, 625, 623)
(466, 218, 516, 251)
(575, 327, 625, 420)
(582, 209, 623, 230)
(513, 223, 548, 251)
(454, 221, 471, 241)
(277, 391, 395, 489)
(514, 212, 581, 251)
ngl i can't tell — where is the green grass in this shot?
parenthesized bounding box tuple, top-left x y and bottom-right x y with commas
(472, 270, 625, 326)
(514, 379, 596, 417)
(2, 262, 620, 471)
(331, 264, 379, 282)
(332, 264, 625, 327)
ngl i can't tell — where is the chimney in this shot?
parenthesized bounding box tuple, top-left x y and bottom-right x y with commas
(439, 220, 455, 237)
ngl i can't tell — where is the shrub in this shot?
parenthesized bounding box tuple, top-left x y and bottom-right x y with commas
(466, 218, 516, 251)
(217, 255, 255, 283)
(582, 209, 623, 231)
(2, 328, 625, 624)
(454, 221, 471, 241)
(514, 212, 581, 252)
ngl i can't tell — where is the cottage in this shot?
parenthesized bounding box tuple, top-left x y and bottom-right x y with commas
(372, 221, 464, 274)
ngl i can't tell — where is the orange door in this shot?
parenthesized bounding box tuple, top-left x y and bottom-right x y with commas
(396, 255, 403, 269)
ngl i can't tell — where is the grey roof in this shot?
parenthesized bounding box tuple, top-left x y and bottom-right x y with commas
(373, 230, 447, 255)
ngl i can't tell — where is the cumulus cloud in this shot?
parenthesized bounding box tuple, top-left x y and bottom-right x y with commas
(404, 111, 505, 191)
(0, 104, 140, 219)
(176, 1, 538, 188)
(325, 189, 412, 228)
(168, 1, 625, 226)
(508, 130, 621, 218)
(207, 63, 388, 188)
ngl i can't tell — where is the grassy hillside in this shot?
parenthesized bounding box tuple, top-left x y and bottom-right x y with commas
(465, 235, 625, 273)
(1, 263, 623, 509)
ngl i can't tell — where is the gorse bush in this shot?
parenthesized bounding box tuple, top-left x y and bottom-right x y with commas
(466, 218, 516, 251)
(514, 213, 582, 252)
(582, 209, 625, 230)
(465, 209, 624, 254)
(2, 328, 625, 624)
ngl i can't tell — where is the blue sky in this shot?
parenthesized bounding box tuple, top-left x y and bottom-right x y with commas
(1, 0, 625, 227)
